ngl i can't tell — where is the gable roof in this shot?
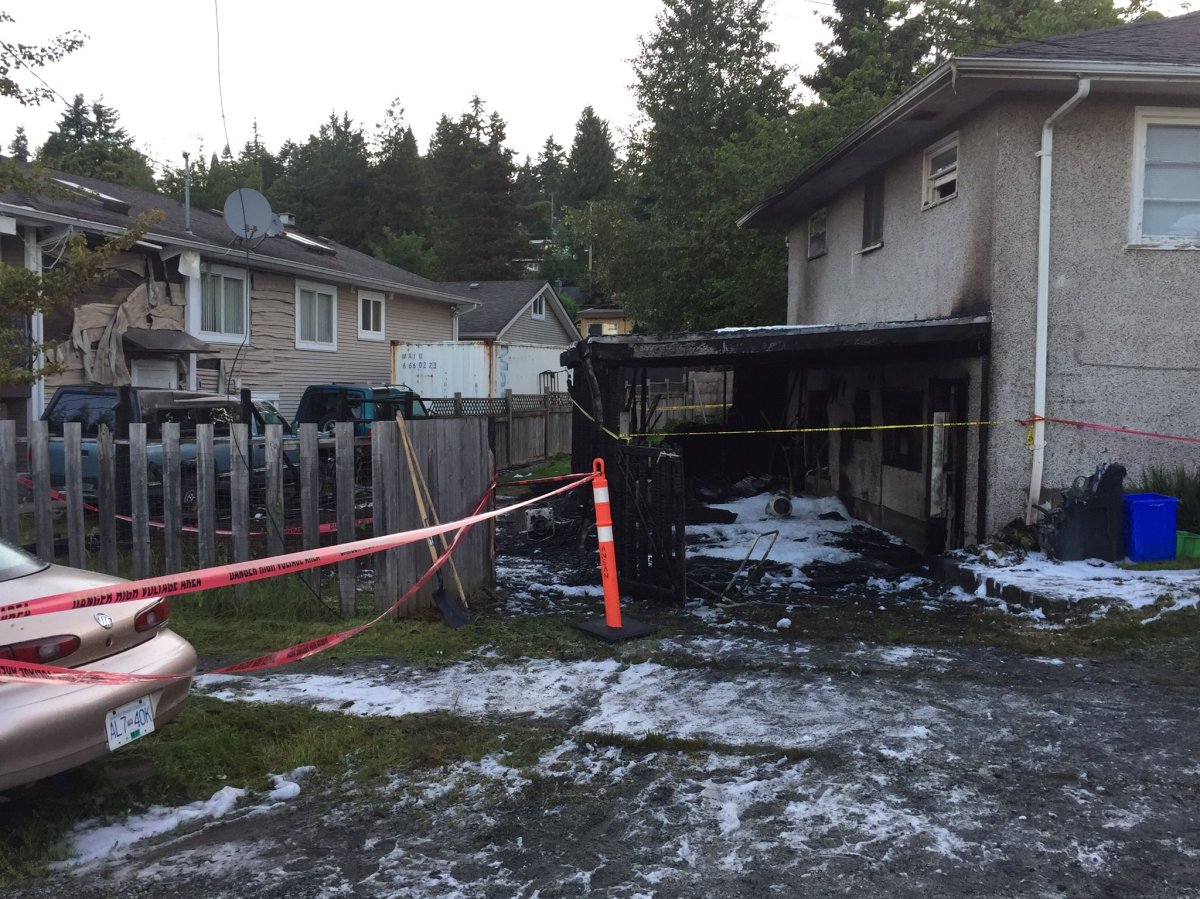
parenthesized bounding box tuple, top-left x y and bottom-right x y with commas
(0, 162, 474, 308)
(441, 280, 581, 342)
(741, 11, 1200, 230)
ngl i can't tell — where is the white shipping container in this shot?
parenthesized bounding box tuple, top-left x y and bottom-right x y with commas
(391, 341, 569, 397)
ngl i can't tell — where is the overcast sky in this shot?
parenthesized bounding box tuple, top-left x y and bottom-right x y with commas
(2, 0, 830, 170)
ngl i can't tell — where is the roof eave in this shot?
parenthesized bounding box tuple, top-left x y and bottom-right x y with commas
(740, 57, 1200, 230)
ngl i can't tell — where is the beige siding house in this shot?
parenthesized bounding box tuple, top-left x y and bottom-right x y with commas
(0, 167, 475, 422)
(743, 12, 1200, 549)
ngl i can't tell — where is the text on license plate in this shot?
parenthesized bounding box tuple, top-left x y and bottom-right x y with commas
(106, 695, 155, 751)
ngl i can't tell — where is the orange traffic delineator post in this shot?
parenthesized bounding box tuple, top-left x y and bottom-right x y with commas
(574, 458, 657, 643)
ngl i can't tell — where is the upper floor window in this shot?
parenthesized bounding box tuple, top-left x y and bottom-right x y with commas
(808, 208, 828, 259)
(531, 292, 546, 320)
(296, 280, 337, 351)
(199, 264, 248, 343)
(862, 173, 884, 249)
(1131, 107, 1200, 244)
(358, 290, 385, 341)
(923, 134, 958, 208)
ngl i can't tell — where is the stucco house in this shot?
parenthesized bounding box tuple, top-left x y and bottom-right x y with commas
(0, 165, 475, 425)
(741, 12, 1200, 550)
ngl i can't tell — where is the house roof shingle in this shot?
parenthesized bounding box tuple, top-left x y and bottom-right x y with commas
(965, 10, 1200, 65)
(0, 163, 468, 304)
(441, 280, 556, 339)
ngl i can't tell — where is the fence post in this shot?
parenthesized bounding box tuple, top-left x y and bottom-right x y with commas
(129, 423, 150, 579)
(231, 422, 250, 596)
(0, 421, 16, 546)
(97, 424, 117, 574)
(300, 423, 319, 592)
(30, 421, 53, 559)
(336, 422, 355, 616)
(265, 423, 284, 558)
(196, 422, 216, 569)
(162, 422, 182, 574)
(64, 422, 85, 569)
(454, 391, 463, 417)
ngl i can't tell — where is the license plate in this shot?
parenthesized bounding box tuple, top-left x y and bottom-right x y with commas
(105, 696, 155, 751)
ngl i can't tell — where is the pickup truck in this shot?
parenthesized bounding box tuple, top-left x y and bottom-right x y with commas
(292, 384, 432, 437)
(42, 386, 295, 507)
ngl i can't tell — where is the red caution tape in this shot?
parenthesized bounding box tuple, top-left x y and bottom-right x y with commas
(1, 471, 594, 625)
(1039, 416, 1200, 446)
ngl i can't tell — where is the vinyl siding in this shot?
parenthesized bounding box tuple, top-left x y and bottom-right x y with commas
(198, 272, 454, 419)
(500, 302, 576, 345)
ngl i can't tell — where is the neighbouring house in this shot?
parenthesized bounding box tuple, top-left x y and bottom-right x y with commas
(0, 165, 475, 426)
(732, 11, 1200, 551)
(391, 280, 580, 397)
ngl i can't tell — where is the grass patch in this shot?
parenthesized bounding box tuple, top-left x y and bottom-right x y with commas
(577, 729, 820, 763)
(0, 698, 556, 885)
(1121, 557, 1200, 571)
(496, 453, 573, 492)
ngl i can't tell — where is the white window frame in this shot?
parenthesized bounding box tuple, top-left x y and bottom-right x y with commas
(198, 263, 249, 345)
(358, 289, 386, 341)
(807, 208, 828, 259)
(922, 133, 959, 209)
(295, 279, 338, 352)
(531, 291, 546, 320)
(1129, 106, 1200, 247)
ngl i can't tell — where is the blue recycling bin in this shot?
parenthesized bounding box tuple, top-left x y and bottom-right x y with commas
(1123, 493, 1180, 562)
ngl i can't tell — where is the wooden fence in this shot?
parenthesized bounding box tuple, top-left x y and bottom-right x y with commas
(426, 391, 571, 469)
(0, 417, 494, 617)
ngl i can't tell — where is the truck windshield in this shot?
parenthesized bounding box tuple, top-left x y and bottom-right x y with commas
(44, 393, 118, 437)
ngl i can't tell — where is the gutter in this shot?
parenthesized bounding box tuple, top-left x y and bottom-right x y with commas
(1026, 76, 1091, 525)
(0, 202, 478, 310)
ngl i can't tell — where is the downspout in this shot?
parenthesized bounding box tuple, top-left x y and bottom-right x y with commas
(1026, 77, 1090, 525)
(23, 227, 45, 418)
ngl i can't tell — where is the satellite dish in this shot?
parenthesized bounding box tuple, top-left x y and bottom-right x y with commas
(265, 214, 285, 237)
(223, 188, 274, 240)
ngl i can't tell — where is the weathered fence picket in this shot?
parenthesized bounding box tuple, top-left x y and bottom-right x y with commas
(129, 424, 150, 579)
(0, 420, 16, 545)
(1, 416, 495, 619)
(97, 425, 117, 574)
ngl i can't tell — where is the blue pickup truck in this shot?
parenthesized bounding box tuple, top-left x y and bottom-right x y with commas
(43, 386, 294, 506)
(292, 384, 431, 437)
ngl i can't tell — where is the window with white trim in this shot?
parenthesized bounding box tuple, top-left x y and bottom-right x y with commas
(199, 264, 248, 343)
(295, 280, 337, 351)
(531, 292, 546, 320)
(808, 208, 828, 259)
(358, 290, 385, 340)
(1131, 107, 1200, 244)
(922, 134, 958, 208)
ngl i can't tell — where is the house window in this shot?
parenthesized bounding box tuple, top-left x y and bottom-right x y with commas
(881, 390, 924, 471)
(358, 290, 385, 341)
(862, 173, 884, 249)
(296, 280, 337, 351)
(808, 208, 828, 259)
(199, 264, 248, 343)
(922, 134, 958, 208)
(531, 292, 546, 320)
(1131, 108, 1200, 243)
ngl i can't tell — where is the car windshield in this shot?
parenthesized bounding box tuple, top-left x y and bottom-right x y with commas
(0, 539, 48, 584)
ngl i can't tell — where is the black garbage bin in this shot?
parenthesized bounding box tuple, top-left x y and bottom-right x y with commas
(1038, 463, 1126, 561)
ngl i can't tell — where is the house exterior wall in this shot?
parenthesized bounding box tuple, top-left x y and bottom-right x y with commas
(987, 95, 1200, 530)
(786, 105, 999, 327)
(197, 271, 453, 419)
(496, 301, 576, 344)
(784, 91, 1200, 542)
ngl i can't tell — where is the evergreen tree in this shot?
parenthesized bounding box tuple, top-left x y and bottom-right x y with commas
(611, 0, 792, 329)
(536, 135, 565, 208)
(424, 97, 526, 280)
(8, 125, 29, 161)
(368, 100, 427, 247)
(561, 106, 618, 207)
(36, 95, 156, 189)
(267, 112, 373, 249)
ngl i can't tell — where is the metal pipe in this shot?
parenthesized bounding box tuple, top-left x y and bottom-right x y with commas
(1027, 77, 1091, 525)
(182, 151, 192, 235)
